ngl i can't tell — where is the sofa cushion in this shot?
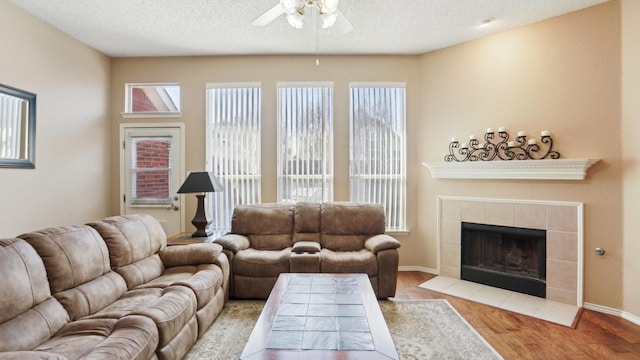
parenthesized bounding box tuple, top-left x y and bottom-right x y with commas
(292, 241, 321, 253)
(0, 238, 69, 352)
(86, 286, 197, 348)
(88, 214, 167, 268)
(19, 226, 129, 320)
(89, 214, 169, 291)
(320, 248, 378, 277)
(0, 238, 56, 323)
(231, 203, 294, 250)
(320, 202, 386, 251)
(293, 202, 321, 243)
(112, 254, 166, 290)
(19, 225, 112, 295)
(0, 298, 70, 353)
(233, 248, 291, 277)
(135, 264, 224, 310)
(35, 315, 158, 360)
(0, 351, 69, 359)
(55, 272, 128, 321)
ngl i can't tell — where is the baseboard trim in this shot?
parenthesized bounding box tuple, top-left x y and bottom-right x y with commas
(399, 266, 438, 274)
(583, 302, 621, 316)
(583, 302, 640, 326)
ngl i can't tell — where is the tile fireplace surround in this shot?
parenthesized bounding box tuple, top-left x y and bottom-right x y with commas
(437, 196, 583, 307)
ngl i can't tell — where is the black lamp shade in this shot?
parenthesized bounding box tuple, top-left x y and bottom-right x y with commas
(177, 172, 224, 237)
(177, 172, 224, 193)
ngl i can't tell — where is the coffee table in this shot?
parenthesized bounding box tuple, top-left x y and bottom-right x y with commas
(240, 273, 399, 359)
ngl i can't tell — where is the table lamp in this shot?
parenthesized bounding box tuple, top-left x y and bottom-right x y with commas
(177, 171, 224, 237)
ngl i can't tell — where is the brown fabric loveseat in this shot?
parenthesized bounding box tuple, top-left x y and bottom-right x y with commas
(0, 214, 228, 360)
(214, 202, 401, 299)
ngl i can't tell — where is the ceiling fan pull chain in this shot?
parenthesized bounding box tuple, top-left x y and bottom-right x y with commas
(316, 7, 320, 66)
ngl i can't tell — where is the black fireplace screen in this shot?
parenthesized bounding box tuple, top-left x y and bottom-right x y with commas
(461, 222, 546, 298)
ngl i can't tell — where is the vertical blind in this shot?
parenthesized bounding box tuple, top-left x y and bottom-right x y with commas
(277, 83, 334, 203)
(206, 84, 262, 232)
(350, 84, 407, 232)
(0, 93, 23, 159)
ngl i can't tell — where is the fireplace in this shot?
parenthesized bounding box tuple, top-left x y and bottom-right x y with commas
(461, 222, 546, 298)
(438, 197, 582, 306)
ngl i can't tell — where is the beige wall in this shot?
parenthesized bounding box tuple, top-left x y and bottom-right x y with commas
(0, 1, 112, 237)
(622, 0, 640, 318)
(418, 1, 624, 310)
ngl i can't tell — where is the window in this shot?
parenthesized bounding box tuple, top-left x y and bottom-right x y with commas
(206, 83, 261, 231)
(350, 83, 407, 232)
(130, 136, 173, 204)
(0, 84, 36, 168)
(124, 83, 181, 117)
(277, 83, 334, 203)
(0, 92, 26, 160)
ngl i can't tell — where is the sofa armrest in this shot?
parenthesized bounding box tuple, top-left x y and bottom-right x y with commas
(214, 234, 250, 253)
(159, 243, 223, 267)
(292, 241, 321, 253)
(364, 234, 401, 254)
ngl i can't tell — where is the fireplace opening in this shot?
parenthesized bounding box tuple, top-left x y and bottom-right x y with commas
(461, 222, 546, 298)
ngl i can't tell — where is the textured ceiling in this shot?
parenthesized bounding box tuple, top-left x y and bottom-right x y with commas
(7, 0, 609, 57)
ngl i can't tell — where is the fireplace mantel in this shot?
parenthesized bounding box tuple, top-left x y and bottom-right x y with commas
(422, 158, 599, 180)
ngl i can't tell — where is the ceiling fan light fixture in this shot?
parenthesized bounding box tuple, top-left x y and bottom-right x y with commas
(286, 12, 305, 28)
(321, 12, 337, 28)
(320, 0, 339, 14)
(280, 0, 304, 14)
(263, 0, 344, 30)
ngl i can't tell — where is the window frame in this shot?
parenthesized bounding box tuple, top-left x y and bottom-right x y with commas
(129, 136, 174, 205)
(276, 82, 334, 204)
(205, 82, 262, 232)
(122, 83, 182, 118)
(349, 82, 408, 234)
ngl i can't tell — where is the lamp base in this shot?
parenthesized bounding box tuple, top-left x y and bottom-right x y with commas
(191, 229, 213, 237)
(190, 194, 212, 237)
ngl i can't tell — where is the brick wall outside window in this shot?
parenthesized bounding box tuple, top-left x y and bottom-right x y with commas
(132, 87, 157, 112)
(135, 139, 170, 199)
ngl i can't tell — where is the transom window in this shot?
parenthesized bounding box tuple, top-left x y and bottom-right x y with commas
(124, 83, 181, 117)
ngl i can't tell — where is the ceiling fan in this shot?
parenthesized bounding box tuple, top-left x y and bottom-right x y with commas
(251, 0, 353, 33)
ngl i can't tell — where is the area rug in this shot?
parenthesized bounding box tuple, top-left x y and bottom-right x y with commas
(184, 299, 503, 360)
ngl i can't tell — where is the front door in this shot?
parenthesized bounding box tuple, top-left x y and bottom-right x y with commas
(121, 124, 184, 235)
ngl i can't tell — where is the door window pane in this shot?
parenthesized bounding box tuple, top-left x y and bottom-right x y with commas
(131, 137, 172, 203)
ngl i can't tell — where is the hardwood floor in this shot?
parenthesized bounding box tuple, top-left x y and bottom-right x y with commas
(394, 271, 640, 360)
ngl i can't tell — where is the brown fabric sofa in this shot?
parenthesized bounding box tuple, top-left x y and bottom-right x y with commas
(215, 202, 401, 299)
(0, 214, 228, 360)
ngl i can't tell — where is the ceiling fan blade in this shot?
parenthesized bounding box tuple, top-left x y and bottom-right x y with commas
(332, 9, 353, 34)
(251, 4, 285, 26)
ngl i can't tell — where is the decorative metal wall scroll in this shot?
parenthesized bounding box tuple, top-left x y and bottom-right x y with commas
(445, 128, 561, 162)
